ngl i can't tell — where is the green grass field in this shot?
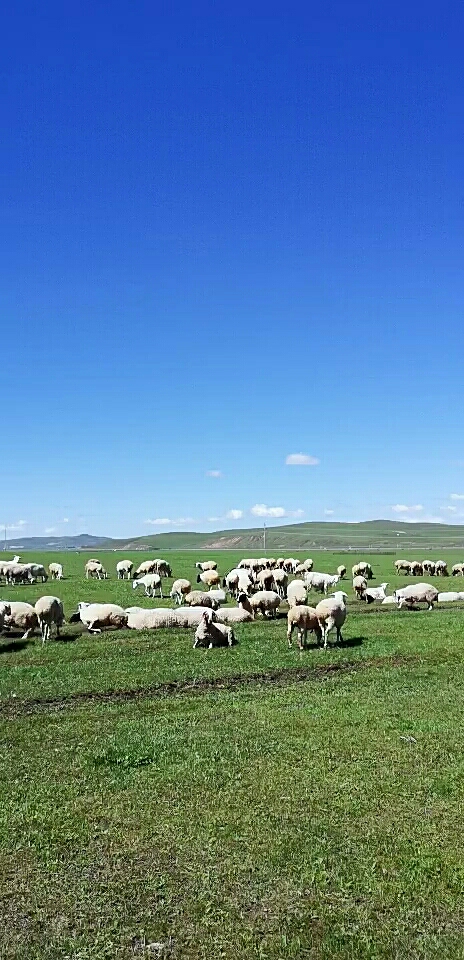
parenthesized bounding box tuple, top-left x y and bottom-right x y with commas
(2, 550, 464, 958)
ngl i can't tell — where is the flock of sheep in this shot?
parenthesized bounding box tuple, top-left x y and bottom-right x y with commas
(0, 552, 463, 649)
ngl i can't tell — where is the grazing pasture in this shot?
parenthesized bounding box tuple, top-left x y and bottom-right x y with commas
(1, 551, 464, 958)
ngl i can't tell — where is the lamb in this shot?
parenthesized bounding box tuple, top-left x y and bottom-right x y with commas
(48, 562, 64, 580)
(287, 605, 322, 650)
(193, 610, 236, 649)
(437, 592, 464, 602)
(196, 569, 221, 589)
(170, 579, 192, 605)
(351, 562, 373, 579)
(249, 590, 281, 618)
(362, 582, 388, 603)
(215, 593, 254, 624)
(315, 591, 348, 649)
(452, 564, 464, 577)
(126, 608, 180, 630)
(117, 559, 133, 580)
(337, 565, 347, 579)
(286, 579, 308, 608)
(184, 591, 218, 609)
(69, 602, 128, 633)
(2, 601, 38, 639)
(352, 575, 367, 599)
(132, 573, 163, 598)
(271, 568, 288, 598)
(85, 560, 106, 580)
(195, 560, 218, 572)
(393, 583, 439, 611)
(34, 596, 65, 643)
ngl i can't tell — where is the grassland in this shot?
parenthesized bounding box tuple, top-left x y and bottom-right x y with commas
(2, 550, 464, 958)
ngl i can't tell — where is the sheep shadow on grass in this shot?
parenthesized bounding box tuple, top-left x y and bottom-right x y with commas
(303, 635, 365, 652)
(0, 637, 34, 654)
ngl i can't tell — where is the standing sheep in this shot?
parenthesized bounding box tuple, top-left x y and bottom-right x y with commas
(393, 583, 439, 610)
(132, 574, 163, 598)
(315, 591, 348, 649)
(2, 601, 38, 639)
(48, 562, 64, 580)
(271, 568, 288, 598)
(249, 590, 281, 618)
(34, 596, 65, 643)
(196, 569, 221, 589)
(352, 562, 373, 580)
(170, 579, 192, 605)
(352, 575, 367, 599)
(287, 605, 322, 650)
(286, 579, 308, 608)
(117, 560, 133, 580)
(435, 561, 448, 577)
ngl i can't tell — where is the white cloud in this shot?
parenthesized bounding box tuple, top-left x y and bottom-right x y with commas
(251, 504, 286, 518)
(450, 493, 464, 500)
(207, 516, 221, 523)
(206, 470, 223, 478)
(172, 517, 195, 525)
(62, 517, 69, 523)
(6, 520, 27, 531)
(286, 453, 320, 466)
(391, 504, 423, 514)
(144, 518, 171, 526)
(441, 505, 457, 513)
(226, 509, 243, 520)
(44, 527, 57, 534)
(291, 509, 305, 518)
(324, 509, 334, 516)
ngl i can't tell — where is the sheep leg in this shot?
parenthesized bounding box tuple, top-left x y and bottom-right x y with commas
(88, 623, 102, 634)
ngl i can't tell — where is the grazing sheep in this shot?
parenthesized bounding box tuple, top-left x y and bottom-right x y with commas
(134, 559, 158, 576)
(452, 564, 464, 577)
(363, 583, 388, 603)
(437, 592, 464, 602)
(435, 561, 448, 577)
(85, 560, 106, 580)
(352, 575, 368, 599)
(249, 590, 281, 618)
(315, 591, 348, 649)
(395, 560, 412, 575)
(184, 591, 218, 609)
(69, 602, 128, 634)
(256, 569, 275, 592)
(207, 588, 227, 606)
(193, 610, 236, 649)
(34, 596, 65, 643)
(409, 561, 423, 576)
(154, 559, 172, 577)
(287, 605, 322, 650)
(132, 573, 163, 598)
(170, 579, 191, 605)
(215, 593, 254, 624)
(337, 565, 347, 579)
(196, 569, 221, 589)
(23, 563, 48, 583)
(422, 560, 436, 576)
(117, 560, 133, 580)
(6, 564, 32, 585)
(3, 601, 38, 639)
(393, 583, 439, 611)
(224, 569, 253, 598)
(126, 608, 180, 630)
(305, 572, 340, 595)
(294, 563, 308, 577)
(195, 561, 218, 572)
(352, 562, 373, 580)
(286, 579, 308, 608)
(272, 568, 288, 598)
(48, 562, 64, 580)
(282, 558, 299, 574)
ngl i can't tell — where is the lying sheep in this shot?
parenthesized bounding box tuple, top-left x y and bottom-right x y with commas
(126, 608, 180, 630)
(184, 590, 218, 609)
(437, 592, 464, 602)
(69, 602, 128, 633)
(193, 611, 236, 649)
(393, 583, 439, 611)
(362, 582, 388, 603)
(48, 562, 64, 580)
(287, 605, 322, 650)
(117, 560, 133, 580)
(170, 579, 191, 605)
(286, 579, 307, 608)
(173, 606, 219, 628)
(352, 575, 367, 599)
(249, 590, 281, 618)
(315, 591, 348, 649)
(34, 596, 65, 643)
(2, 601, 38, 639)
(381, 595, 398, 604)
(215, 593, 254, 624)
(132, 573, 163, 598)
(207, 588, 227, 606)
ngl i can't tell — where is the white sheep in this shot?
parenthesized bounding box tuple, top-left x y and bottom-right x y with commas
(435, 561, 448, 577)
(224, 569, 253, 598)
(170, 579, 192, 605)
(215, 593, 254, 624)
(249, 590, 281, 618)
(132, 573, 163, 598)
(2, 601, 38, 639)
(256, 568, 275, 592)
(451, 564, 464, 577)
(381, 595, 398, 604)
(352, 562, 373, 580)
(184, 591, 218, 609)
(362, 582, 388, 603)
(69, 602, 128, 634)
(117, 559, 133, 580)
(193, 610, 236, 649)
(305, 572, 340, 595)
(85, 560, 107, 580)
(286, 579, 308, 608)
(207, 588, 227, 606)
(437, 592, 464, 602)
(34, 596, 65, 643)
(393, 583, 439, 611)
(134, 559, 158, 576)
(337, 565, 347, 579)
(286, 605, 322, 650)
(352, 575, 368, 599)
(0, 601, 11, 632)
(271, 568, 288, 598)
(48, 562, 64, 580)
(126, 608, 180, 630)
(196, 569, 221, 589)
(195, 560, 218, 572)
(315, 591, 348, 649)
(173, 606, 219, 628)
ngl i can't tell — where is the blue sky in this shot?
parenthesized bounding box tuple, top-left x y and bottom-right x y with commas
(2, 1, 463, 537)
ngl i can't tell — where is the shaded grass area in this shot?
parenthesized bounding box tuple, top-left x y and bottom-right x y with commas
(2, 660, 464, 958)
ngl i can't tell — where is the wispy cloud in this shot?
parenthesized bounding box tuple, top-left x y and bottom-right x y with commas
(226, 509, 243, 520)
(450, 493, 464, 500)
(391, 504, 423, 514)
(172, 517, 195, 526)
(62, 517, 69, 523)
(324, 509, 334, 516)
(144, 518, 171, 526)
(441, 505, 457, 513)
(6, 520, 27, 531)
(206, 470, 223, 478)
(250, 504, 304, 519)
(44, 527, 57, 534)
(285, 453, 319, 466)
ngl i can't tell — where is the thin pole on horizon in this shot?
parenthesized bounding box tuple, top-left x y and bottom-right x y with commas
(263, 521, 266, 553)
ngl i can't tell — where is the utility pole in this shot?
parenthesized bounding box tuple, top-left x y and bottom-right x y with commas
(263, 521, 266, 553)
